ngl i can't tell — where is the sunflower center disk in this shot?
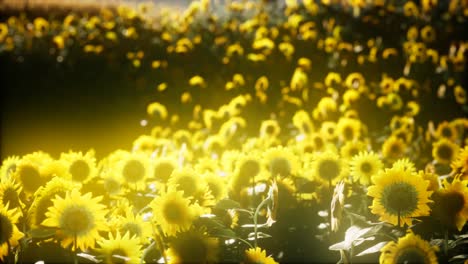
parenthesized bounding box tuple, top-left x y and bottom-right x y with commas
(164, 204, 183, 223)
(154, 163, 174, 182)
(70, 160, 90, 182)
(61, 206, 93, 235)
(436, 145, 453, 161)
(318, 160, 340, 181)
(239, 160, 260, 179)
(381, 182, 418, 216)
(123, 160, 145, 182)
(19, 165, 44, 193)
(0, 213, 14, 244)
(176, 176, 197, 197)
(439, 191, 465, 216)
(270, 158, 291, 177)
(111, 248, 128, 264)
(396, 249, 426, 264)
(360, 162, 373, 174)
(122, 222, 141, 237)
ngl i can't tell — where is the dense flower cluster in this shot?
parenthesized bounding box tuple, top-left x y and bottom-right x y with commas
(1, 0, 467, 263)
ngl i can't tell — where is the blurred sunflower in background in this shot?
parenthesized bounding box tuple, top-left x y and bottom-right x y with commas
(166, 228, 219, 264)
(96, 231, 142, 264)
(61, 150, 97, 184)
(242, 247, 278, 264)
(432, 177, 468, 231)
(0, 203, 24, 261)
(350, 151, 383, 185)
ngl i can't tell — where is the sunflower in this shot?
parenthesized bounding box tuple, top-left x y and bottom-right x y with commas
(0, 177, 24, 211)
(350, 151, 383, 185)
(42, 189, 108, 251)
(340, 140, 368, 160)
(147, 102, 168, 120)
(320, 121, 338, 142)
(0, 203, 24, 261)
(231, 152, 263, 192)
(0, 156, 20, 179)
(60, 150, 97, 184)
(309, 132, 327, 152)
(116, 207, 153, 245)
(152, 157, 178, 184)
(435, 121, 458, 141)
(11, 159, 46, 195)
(203, 172, 228, 202)
(379, 232, 438, 264)
(168, 168, 213, 206)
(382, 136, 407, 162)
(392, 158, 417, 174)
(368, 166, 432, 227)
(452, 146, 468, 178)
(242, 247, 278, 264)
(263, 146, 300, 178)
(432, 139, 459, 165)
(114, 151, 151, 188)
(312, 151, 347, 185)
(150, 189, 201, 237)
(336, 118, 362, 142)
(432, 177, 468, 231)
(166, 228, 219, 264)
(260, 120, 281, 138)
(96, 231, 142, 264)
(39, 159, 71, 180)
(132, 135, 158, 153)
(28, 177, 78, 228)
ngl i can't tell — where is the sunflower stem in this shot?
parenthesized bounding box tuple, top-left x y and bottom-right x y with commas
(73, 233, 78, 264)
(253, 197, 270, 248)
(444, 229, 449, 256)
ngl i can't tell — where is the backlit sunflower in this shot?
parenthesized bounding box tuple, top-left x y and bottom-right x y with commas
(336, 118, 362, 142)
(292, 110, 314, 135)
(42, 189, 108, 251)
(260, 120, 281, 138)
(60, 150, 97, 184)
(263, 146, 300, 178)
(28, 177, 78, 228)
(452, 146, 468, 179)
(116, 207, 152, 245)
(392, 158, 416, 173)
(320, 121, 338, 142)
(242, 247, 278, 264)
(114, 151, 151, 188)
(168, 167, 214, 207)
(0, 156, 20, 179)
(382, 136, 407, 162)
(203, 172, 228, 202)
(350, 151, 383, 185)
(368, 166, 432, 227)
(166, 228, 219, 264)
(379, 232, 438, 264)
(150, 189, 201, 237)
(0, 203, 24, 261)
(340, 140, 368, 160)
(152, 157, 178, 184)
(312, 151, 347, 185)
(432, 139, 459, 165)
(231, 152, 263, 193)
(435, 121, 458, 141)
(0, 177, 24, 211)
(11, 159, 46, 195)
(432, 177, 468, 231)
(96, 231, 142, 264)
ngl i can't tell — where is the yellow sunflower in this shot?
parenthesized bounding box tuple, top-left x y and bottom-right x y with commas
(350, 151, 383, 185)
(150, 189, 201, 237)
(382, 136, 407, 162)
(168, 167, 214, 207)
(432, 177, 468, 231)
(260, 120, 281, 138)
(0, 177, 24, 211)
(0, 203, 24, 261)
(0, 156, 21, 179)
(432, 139, 459, 165)
(11, 159, 47, 195)
(340, 140, 368, 160)
(392, 158, 416, 173)
(379, 232, 438, 264)
(114, 151, 151, 188)
(242, 247, 278, 264)
(368, 166, 432, 227)
(60, 150, 97, 184)
(202, 172, 228, 202)
(28, 177, 78, 228)
(42, 189, 108, 251)
(116, 207, 153, 245)
(152, 157, 179, 184)
(435, 121, 458, 141)
(336, 118, 362, 142)
(452, 146, 468, 178)
(320, 121, 338, 142)
(96, 231, 142, 264)
(312, 151, 347, 185)
(263, 146, 300, 178)
(231, 152, 263, 193)
(166, 228, 219, 264)
(292, 110, 315, 136)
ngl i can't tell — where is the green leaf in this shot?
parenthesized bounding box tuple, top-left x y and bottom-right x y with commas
(355, 241, 389, 257)
(28, 228, 56, 239)
(247, 232, 272, 240)
(215, 199, 241, 210)
(211, 228, 237, 238)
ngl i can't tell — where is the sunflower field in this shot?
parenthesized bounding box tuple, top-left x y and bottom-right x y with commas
(0, 0, 468, 263)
